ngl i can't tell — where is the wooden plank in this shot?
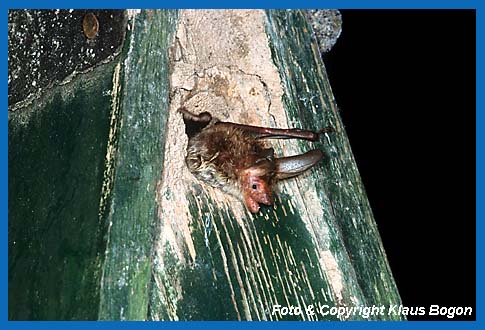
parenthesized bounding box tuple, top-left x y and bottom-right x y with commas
(8, 46, 118, 321)
(8, 8, 403, 321)
(147, 9, 403, 320)
(8, 10, 127, 320)
(97, 10, 178, 320)
(266, 9, 404, 317)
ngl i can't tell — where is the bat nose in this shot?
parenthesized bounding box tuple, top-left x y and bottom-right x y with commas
(257, 192, 273, 205)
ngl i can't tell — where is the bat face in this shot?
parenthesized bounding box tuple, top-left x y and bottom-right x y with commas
(179, 107, 330, 213)
(241, 173, 273, 213)
(239, 161, 274, 213)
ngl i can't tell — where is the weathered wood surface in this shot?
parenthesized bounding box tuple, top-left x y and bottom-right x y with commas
(146, 9, 403, 320)
(8, 40, 119, 321)
(97, 10, 178, 320)
(8, 9, 403, 321)
(8, 10, 127, 320)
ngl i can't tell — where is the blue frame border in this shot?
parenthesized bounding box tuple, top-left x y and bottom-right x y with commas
(3, 0, 481, 328)
(0, 0, 480, 10)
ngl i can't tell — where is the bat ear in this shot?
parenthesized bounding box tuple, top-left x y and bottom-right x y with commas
(246, 158, 275, 177)
(275, 150, 324, 180)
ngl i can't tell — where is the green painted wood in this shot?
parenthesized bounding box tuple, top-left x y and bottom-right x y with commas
(265, 9, 404, 318)
(147, 9, 403, 321)
(97, 10, 178, 320)
(8, 56, 118, 320)
(8, 9, 402, 321)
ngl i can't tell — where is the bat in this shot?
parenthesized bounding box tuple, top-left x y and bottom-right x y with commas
(179, 107, 333, 213)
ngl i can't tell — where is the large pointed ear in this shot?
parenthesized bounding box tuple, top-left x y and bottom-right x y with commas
(178, 107, 213, 138)
(245, 158, 276, 177)
(274, 150, 324, 180)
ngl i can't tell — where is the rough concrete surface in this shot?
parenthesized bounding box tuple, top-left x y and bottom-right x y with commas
(8, 10, 126, 110)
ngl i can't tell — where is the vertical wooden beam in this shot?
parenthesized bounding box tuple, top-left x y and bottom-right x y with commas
(146, 9, 403, 320)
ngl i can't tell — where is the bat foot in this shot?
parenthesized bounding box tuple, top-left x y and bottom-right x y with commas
(178, 107, 213, 138)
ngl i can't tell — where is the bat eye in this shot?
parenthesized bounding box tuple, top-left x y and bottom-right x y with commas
(252, 184, 258, 190)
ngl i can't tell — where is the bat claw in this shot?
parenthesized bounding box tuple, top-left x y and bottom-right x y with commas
(317, 127, 335, 135)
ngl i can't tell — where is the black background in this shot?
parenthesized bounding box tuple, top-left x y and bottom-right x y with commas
(323, 10, 476, 321)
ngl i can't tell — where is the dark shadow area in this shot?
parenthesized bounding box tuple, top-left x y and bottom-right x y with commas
(324, 10, 476, 320)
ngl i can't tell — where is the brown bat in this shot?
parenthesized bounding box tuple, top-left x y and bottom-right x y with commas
(179, 107, 333, 213)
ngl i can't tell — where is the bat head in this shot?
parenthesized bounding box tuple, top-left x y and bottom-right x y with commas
(240, 160, 275, 213)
